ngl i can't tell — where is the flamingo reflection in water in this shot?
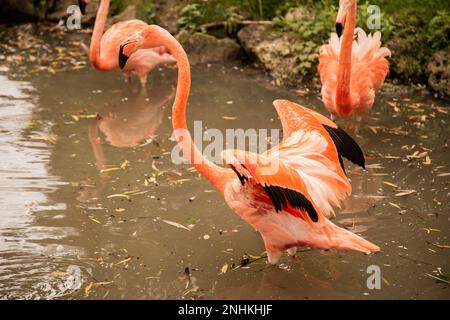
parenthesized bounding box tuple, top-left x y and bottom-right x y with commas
(77, 83, 175, 203)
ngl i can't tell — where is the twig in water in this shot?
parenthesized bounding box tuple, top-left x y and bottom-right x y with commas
(425, 273, 450, 284)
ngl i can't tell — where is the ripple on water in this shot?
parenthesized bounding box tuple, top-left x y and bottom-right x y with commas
(0, 75, 84, 299)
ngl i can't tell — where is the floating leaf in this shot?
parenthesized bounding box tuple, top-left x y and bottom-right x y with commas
(365, 163, 384, 169)
(89, 218, 101, 224)
(115, 257, 132, 266)
(158, 218, 191, 231)
(395, 190, 416, 197)
(120, 160, 129, 169)
(383, 181, 399, 188)
(169, 178, 192, 185)
(437, 173, 450, 177)
(408, 151, 427, 159)
(84, 281, 93, 296)
(222, 116, 237, 120)
(71, 113, 98, 121)
(100, 167, 120, 173)
(423, 156, 432, 165)
(220, 263, 229, 275)
(388, 202, 401, 209)
(107, 194, 130, 199)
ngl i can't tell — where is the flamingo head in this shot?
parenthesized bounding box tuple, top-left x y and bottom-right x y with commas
(78, 0, 88, 15)
(336, 0, 354, 37)
(119, 26, 170, 69)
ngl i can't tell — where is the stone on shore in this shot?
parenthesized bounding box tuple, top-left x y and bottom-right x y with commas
(177, 31, 240, 65)
(426, 47, 450, 98)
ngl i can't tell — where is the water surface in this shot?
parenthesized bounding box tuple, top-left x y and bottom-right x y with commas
(0, 54, 449, 299)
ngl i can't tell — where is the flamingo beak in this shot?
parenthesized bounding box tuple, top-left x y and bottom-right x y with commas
(118, 44, 129, 70)
(336, 2, 350, 37)
(119, 41, 138, 69)
(78, 0, 87, 15)
(336, 23, 343, 37)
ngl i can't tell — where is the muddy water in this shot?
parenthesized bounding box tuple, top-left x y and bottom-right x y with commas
(0, 60, 449, 299)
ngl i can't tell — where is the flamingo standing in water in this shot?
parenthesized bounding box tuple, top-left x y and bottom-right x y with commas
(318, 0, 390, 120)
(120, 25, 379, 264)
(78, 0, 176, 86)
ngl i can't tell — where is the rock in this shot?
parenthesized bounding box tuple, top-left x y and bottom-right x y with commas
(45, 0, 96, 25)
(1, 0, 44, 21)
(237, 24, 306, 86)
(154, 0, 181, 34)
(177, 31, 240, 65)
(109, 5, 138, 25)
(46, 0, 76, 21)
(285, 7, 313, 22)
(426, 47, 450, 98)
(385, 38, 425, 82)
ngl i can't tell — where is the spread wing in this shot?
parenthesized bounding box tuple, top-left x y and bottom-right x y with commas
(267, 100, 354, 217)
(222, 149, 320, 223)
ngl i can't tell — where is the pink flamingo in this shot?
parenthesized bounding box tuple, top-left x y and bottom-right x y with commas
(120, 25, 379, 264)
(318, 0, 391, 120)
(78, 0, 176, 86)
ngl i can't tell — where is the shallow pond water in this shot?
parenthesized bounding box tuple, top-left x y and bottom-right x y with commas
(0, 54, 449, 299)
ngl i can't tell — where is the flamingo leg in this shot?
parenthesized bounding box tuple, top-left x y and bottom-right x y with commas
(287, 247, 297, 257)
(123, 72, 131, 83)
(266, 248, 282, 265)
(139, 73, 148, 88)
(354, 116, 363, 134)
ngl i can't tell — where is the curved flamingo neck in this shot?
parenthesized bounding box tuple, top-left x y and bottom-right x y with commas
(146, 27, 230, 193)
(336, 1, 356, 115)
(89, 0, 113, 70)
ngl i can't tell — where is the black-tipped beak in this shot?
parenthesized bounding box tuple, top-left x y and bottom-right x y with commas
(118, 44, 129, 69)
(336, 23, 343, 37)
(119, 40, 138, 69)
(78, 0, 87, 15)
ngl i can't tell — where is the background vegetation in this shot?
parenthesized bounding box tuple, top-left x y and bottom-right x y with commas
(2, 0, 449, 90)
(169, 0, 449, 82)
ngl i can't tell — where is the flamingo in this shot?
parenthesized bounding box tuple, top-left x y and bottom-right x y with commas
(119, 25, 380, 264)
(78, 0, 176, 86)
(318, 0, 391, 120)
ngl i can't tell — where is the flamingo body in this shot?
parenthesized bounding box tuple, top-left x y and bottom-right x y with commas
(319, 0, 390, 119)
(319, 29, 390, 118)
(92, 19, 147, 72)
(87, 1, 175, 86)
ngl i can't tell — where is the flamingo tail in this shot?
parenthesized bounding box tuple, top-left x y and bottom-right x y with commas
(322, 221, 380, 254)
